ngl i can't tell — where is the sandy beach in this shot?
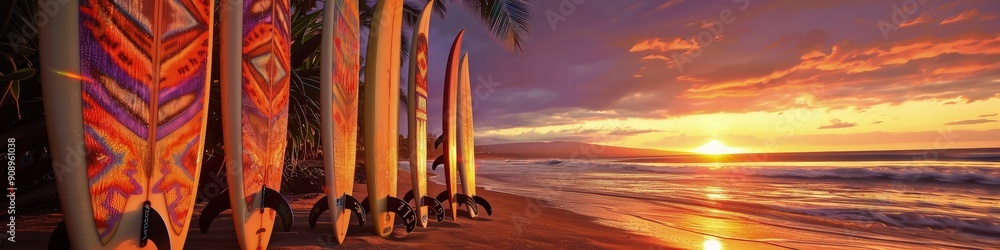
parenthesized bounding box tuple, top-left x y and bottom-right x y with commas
(10, 170, 664, 249)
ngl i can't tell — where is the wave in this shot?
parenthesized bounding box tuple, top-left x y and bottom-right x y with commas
(501, 160, 1000, 186)
(789, 208, 1000, 237)
(731, 167, 1000, 185)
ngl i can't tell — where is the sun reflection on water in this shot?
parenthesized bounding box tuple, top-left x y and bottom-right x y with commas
(703, 237, 723, 250)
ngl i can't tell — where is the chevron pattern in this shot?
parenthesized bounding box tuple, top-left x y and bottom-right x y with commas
(240, 0, 291, 219)
(79, 0, 211, 242)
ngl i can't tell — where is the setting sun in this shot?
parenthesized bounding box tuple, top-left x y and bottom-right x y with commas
(692, 140, 745, 155)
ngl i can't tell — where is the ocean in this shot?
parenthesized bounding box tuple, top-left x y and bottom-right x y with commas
(408, 158, 1000, 249)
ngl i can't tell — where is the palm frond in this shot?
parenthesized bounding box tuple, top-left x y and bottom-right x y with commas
(456, 0, 532, 52)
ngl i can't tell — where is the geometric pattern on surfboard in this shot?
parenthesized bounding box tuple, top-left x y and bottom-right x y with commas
(412, 33, 429, 209)
(241, 0, 291, 220)
(80, 0, 211, 242)
(333, 0, 359, 172)
(415, 34, 429, 121)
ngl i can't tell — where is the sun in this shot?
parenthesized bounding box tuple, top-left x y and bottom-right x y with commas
(692, 140, 744, 155)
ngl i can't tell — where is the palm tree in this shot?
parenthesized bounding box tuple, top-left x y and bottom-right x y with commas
(276, 0, 532, 184)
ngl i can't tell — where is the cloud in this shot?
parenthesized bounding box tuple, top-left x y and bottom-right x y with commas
(629, 38, 696, 52)
(818, 119, 858, 129)
(980, 113, 998, 117)
(940, 9, 990, 25)
(900, 13, 931, 28)
(871, 121, 883, 125)
(606, 128, 660, 136)
(944, 119, 997, 125)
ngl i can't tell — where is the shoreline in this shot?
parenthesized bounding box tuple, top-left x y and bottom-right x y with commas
(9, 170, 665, 249)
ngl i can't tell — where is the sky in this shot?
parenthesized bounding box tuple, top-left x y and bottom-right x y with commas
(410, 0, 1000, 153)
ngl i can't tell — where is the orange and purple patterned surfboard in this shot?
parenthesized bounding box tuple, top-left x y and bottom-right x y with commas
(198, 0, 294, 249)
(42, 0, 214, 249)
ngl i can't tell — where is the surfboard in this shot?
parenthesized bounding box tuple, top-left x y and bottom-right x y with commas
(198, 0, 295, 249)
(306, 0, 367, 244)
(42, 0, 214, 249)
(402, 0, 445, 228)
(456, 53, 493, 219)
(432, 30, 479, 221)
(360, 0, 417, 238)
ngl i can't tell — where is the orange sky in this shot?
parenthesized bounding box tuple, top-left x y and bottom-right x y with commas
(425, 0, 1000, 153)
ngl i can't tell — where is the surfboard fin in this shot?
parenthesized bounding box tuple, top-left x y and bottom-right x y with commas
(47, 220, 70, 250)
(308, 196, 328, 228)
(343, 194, 367, 227)
(386, 196, 417, 233)
(423, 196, 446, 222)
(432, 155, 444, 170)
(309, 194, 367, 228)
(261, 186, 294, 232)
(405, 189, 445, 222)
(434, 135, 444, 149)
(199, 188, 231, 234)
(403, 189, 414, 202)
(360, 196, 371, 217)
(140, 201, 171, 250)
(472, 195, 493, 216)
(454, 193, 480, 217)
(435, 190, 450, 204)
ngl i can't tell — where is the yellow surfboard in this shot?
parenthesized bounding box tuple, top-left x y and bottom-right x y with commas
(456, 54, 493, 219)
(306, 0, 367, 245)
(361, 0, 417, 238)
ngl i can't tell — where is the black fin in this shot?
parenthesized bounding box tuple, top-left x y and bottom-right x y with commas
(343, 194, 367, 227)
(472, 195, 493, 216)
(435, 190, 450, 203)
(386, 196, 417, 233)
(360, 196, 371, 215)
(140, 201, 171, 250)
(423, 196, 446, 222)
(434, 135, 444, 149)
(308, 195, 328, 228)
(454, 193, 479, 216)
(432, 155, 444, 170)
(403, 189, 414, 203)
(47, 220, 70, 250)
(199, 188, 231, 234)
(261, 187, 294, 232)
